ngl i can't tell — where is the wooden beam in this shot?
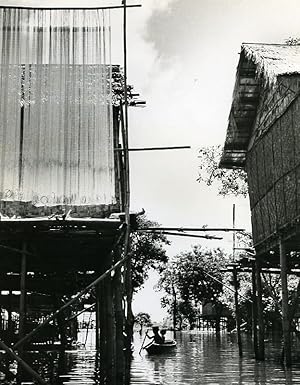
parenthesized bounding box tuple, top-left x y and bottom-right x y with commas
(115, 145, 191, 152)
(256, 259, 265, 361)
(157, 231, 222, 240)
(18, 242, 27, 353)
(137, 227, 244, 232)
(0, 4, 142, 10)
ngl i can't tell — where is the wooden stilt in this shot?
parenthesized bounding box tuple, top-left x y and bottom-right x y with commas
(0, 339, 47, 384)
(280, 240, 292, 366)
(8, 290, 13, 344)
(99, 279, 107, 383)
(95, 288, 100, 351)
(172, 283, 177, 339)
(256, 259, 265, 360)
(113, 248, 125, 385)
(251, 261, 259, 359)
(105, 253, 116, 385)
(233, 266, 242, 357)
(13, 229, 127, 350)
(124, 258, 133, 385)
(19, 242, 27, 352)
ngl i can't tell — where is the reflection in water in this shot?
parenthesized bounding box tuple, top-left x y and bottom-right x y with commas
(1, 331, 300, 384)
(131, 331, 300, 385)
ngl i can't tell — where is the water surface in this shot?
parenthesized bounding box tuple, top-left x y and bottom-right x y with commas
(1, 330, 300, 384)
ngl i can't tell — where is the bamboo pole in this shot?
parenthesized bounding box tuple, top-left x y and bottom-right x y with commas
(115, 145, 191, 152)
(280, 240, 292, 366)
(122, 2, 134, 384)
(251, 261, 259, 359)
(155, 231, 222, 240)
(113, 247, 125, 384)
(256, 259, 265, 360)
(105, 253, 116, 385)
(95, 289, 100, 351)
(172, 282, 177, 339)
(232, 204, 242, 357)
(8, 291, 13, 344)
(233, 266, 242, 357)
(137, 227, 244, 232)
(0, 339, 47, 384)
(65, 303, 95, 323)
(18, 242, 27, 352)
(98, 281, 107, 382)
(0, 244, 36, 257)
(0, 4, 142, 10)
(13, 226, 127, 350)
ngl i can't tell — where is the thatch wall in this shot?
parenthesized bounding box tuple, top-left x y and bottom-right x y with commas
(221, 43, 300, 253)
(246, 90, 300, 246)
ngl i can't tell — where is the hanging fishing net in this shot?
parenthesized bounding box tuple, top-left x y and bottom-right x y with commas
(0, 7, 116, 216)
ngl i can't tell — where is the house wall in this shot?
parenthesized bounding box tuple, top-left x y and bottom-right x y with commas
(246, 76, 300, 246)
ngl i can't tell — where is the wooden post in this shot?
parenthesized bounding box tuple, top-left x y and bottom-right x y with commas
(256, 259, 265, 360)
(8, 290, 13, 344)
(280, 240, 292, 366)
(105, 254, 116, 385)
(172, 283, 177, 339)
(19, 242, 27, 351)
(95, 287, 100, 350)
(124, 258, 133, 385)
(113, 248, 125, 385)
(0, 339, 47, 384)
(98, 280, 107, 384)
(251, 261, 259, 359)
(233, 266, 242, 357)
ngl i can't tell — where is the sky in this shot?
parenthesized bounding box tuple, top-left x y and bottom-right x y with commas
(2, 0, 300, 322)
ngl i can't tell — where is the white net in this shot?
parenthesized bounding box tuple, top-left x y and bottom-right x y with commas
(0, 8, 115, 209)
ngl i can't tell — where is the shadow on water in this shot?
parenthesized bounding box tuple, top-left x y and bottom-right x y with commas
(1, 331, 300, 384)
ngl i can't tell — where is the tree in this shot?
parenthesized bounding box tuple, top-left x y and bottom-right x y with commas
(159, 246, 230, 333)
(197, 145, 248, 197)
(124, 215, 169, 355)
(130, 215, 170, 292)
(134, 312, 152, 335)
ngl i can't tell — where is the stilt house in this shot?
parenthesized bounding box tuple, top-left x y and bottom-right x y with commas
(220, 43, 300, 366)
(220, 43, 300, 259)
(0, 6, 132, 384)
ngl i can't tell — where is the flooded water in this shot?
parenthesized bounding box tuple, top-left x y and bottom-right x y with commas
(1, 330, 300, 384)
(131, 331, 300, 385)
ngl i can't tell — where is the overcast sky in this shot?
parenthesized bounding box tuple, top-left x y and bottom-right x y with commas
(2, 0, 300, 322)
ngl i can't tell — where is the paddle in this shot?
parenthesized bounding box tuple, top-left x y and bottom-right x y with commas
(139, 329, 149, 355)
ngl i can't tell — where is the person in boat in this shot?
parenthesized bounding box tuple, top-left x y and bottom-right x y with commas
(146, 326, 164, 344)
(160, 329, 166, 343)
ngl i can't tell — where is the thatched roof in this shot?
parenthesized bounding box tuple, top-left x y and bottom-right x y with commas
(220, 43, 300, 168)
(244, 43, 300, 83)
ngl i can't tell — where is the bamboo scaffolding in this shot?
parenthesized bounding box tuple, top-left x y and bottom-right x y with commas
(12, 225, 127, 350)
(0, 339, 47, 384)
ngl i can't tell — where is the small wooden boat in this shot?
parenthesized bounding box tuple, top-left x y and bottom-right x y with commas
(145, 340, 177, 355)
